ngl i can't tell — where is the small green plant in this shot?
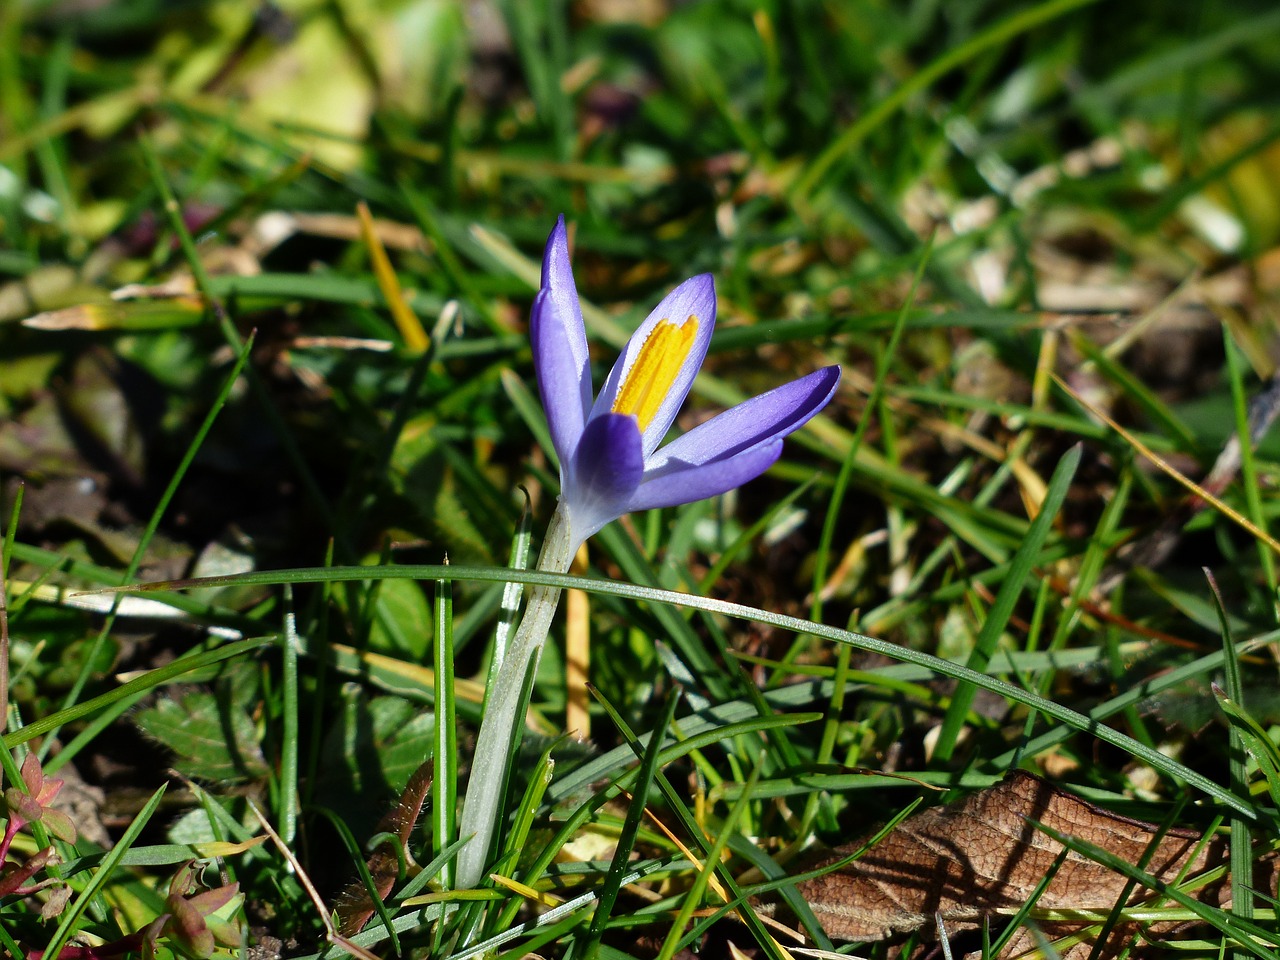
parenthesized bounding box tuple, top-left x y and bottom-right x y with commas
(1, 754, 75, 902)
(2, 752, 244, 959)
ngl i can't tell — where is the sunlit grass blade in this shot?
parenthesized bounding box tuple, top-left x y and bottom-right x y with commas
(280, 588, 301, 846)
(655, 752, 768, 960)
(486, 493, 534, 707)
(399, 184, 505, 336)
(811, 230, 929, 626)
(434, 576, 458, 892)
(1068, 329, 1201, 453)
(1033, 822, 1276, 958)
(931, 444, 1080, 764)
(123, 559, 1261, 816)
(1205, 570, 1256, 940)
(583, 685, 682, 959)
(41, 783, 168, 960)
(592, 690, 790, 960)
(1224, 328, 1278, 601)
(1216, 685, 1280, 822)
(592, 523, 729, 701)
(488, 739, 557, 934)
(522, 711, 821, 924)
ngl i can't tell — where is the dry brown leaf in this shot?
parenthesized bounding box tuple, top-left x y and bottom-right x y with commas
(789, 772, 1271, 956)
(334, 761, 432, 935)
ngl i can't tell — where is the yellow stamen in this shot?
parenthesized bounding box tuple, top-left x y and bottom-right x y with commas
(611, 316, 699, 431)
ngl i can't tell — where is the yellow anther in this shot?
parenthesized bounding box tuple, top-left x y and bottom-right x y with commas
(611, 317, 699, 432)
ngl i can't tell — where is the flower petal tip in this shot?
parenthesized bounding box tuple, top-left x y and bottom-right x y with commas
(541, 215, 572, 290)
(531, 216, 592, 468)
(671, 272, 717, 313)
(816, 363, 842, 395)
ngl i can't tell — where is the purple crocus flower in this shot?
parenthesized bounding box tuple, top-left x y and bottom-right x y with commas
(455, 216, 841, 895)
(532, 216, 841, 548)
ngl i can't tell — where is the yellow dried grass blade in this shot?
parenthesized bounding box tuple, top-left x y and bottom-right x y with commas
(327, 641, 486, 702)
(190, 836, 269, 857)
(1053, 373, 1280, 556)
(357, 201, 429, 352)
(632, 796, 728, 901)
(488, 872, 564, 908)
(22, 298, 205, 331)
(566, 541, 590, 738)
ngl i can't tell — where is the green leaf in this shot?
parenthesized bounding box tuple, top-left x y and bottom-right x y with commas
(367, 576, 432, 660)
(135, 692, 268, 783)
(318, 692, 436, 801)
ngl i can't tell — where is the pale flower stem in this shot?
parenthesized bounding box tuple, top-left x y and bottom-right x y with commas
(454, 501, 576, 891)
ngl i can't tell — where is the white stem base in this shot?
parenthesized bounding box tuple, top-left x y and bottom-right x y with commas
(454, 501, 576, 890)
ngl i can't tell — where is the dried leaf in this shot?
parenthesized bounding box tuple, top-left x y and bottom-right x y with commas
(40, 881, 72, 921)
(791, 771, 1263, 955)
(335, 760, 432, 935)
(21, 297, 205, 331)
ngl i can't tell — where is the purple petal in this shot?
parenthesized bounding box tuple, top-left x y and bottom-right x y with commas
(571, 413, 645, 501)
(589, 274, 716, 457)
(644, 365, 841, 476)
(531, 216, 593, 468)
(625, 440, 784, 513)
(563, 413, 645, 543)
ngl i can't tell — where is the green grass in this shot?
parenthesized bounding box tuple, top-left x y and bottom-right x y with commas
(3, 0, 1280, 957)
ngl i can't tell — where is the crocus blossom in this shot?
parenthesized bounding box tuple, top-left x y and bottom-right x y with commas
(532, 215, 841, 549)
(454, 216, 840, 895)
